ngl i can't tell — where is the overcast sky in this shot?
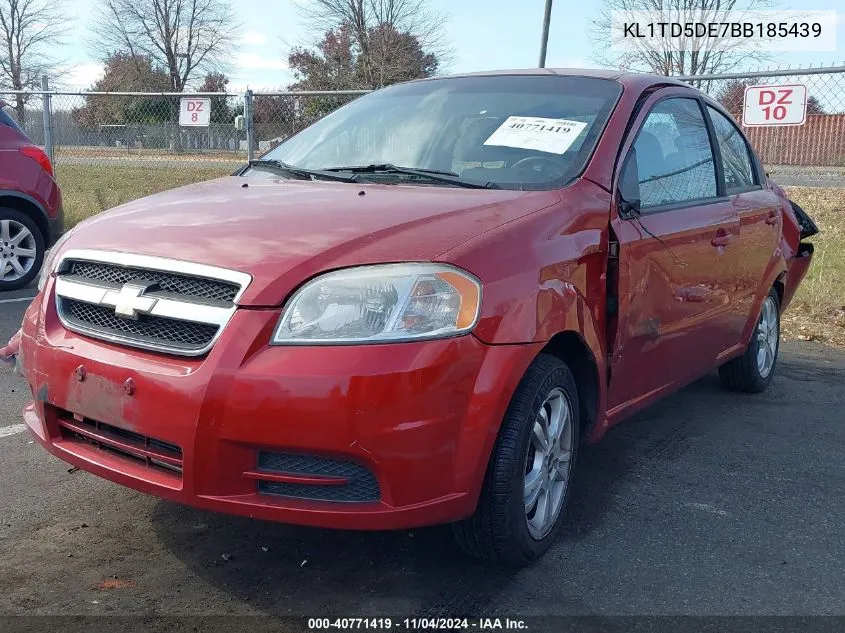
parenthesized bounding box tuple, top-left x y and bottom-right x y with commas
(60, 0, 845, 92)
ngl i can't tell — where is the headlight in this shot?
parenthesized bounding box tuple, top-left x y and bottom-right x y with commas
(37, 229, 75, 291)
(272, 263, 482, 344)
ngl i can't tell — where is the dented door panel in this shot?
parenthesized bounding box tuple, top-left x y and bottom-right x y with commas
(608, 201, 740, 416)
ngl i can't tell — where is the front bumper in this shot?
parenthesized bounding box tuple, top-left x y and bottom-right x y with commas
(17, 291, 541, 530)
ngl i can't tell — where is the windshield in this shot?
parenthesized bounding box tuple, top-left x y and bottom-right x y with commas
(259, 75, 622, 191)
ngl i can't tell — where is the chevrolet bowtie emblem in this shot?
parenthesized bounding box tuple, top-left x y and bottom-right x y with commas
(100, 281, 159, 320)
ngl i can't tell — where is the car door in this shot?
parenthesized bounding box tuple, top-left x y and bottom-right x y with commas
(606, 91, 743, 417)
(704, 105, 783, 344)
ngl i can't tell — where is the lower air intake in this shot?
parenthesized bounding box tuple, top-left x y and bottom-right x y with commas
(257, 451, 380, 503)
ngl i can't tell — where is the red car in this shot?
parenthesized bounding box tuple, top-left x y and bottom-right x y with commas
(0, 100, 64, 291)
(5, 70, 817, 565)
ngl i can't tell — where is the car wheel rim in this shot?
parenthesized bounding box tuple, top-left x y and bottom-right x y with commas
(0, 219, 37, 282)
(755, 296, 779, 379)
(524, 386, 574, 540)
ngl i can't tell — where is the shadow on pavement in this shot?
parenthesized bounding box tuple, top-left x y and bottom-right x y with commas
(150, 411, 646, 617)
(151, 344, 845, 616)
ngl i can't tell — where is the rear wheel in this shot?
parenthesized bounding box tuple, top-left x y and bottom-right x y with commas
(452, 353, 579, 566)
(719, 288, 780, 393)
(0, 208, 44, 291)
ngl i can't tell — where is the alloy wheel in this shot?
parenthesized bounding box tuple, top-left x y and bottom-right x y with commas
(0, 219, 37, 282)
(756, 295, 779, 379)
(523, 387, 574, 540)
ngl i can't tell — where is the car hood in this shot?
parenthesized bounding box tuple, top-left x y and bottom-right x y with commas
(61, 176, 560, 306)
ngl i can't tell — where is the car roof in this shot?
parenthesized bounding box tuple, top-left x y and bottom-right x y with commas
(413, 68, 692, 92)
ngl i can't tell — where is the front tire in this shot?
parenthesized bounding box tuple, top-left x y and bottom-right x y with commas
(719, 288, 780, 393)
(0, 208, 44, 291)
(452, 353, 579, 566)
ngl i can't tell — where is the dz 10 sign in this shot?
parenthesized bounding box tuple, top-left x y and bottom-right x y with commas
(743, 84, 807, 127)
(179, 98, 211, 127)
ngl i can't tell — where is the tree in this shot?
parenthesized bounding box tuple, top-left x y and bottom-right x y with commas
(717, 79, 826, 115)
(807, 96, 825, 115)
(296, 0, 449, 90)
(198, 72, 235, 123)
(252, 94, 295, 146)
(287, 23, 437, 122)
(717, 79, 751, 114)
(72, 52, 171, 130)
(593, 0, 772, 86)
(90, 0, 240, 93)
(0, 0, 67, 127)
(287, 23, 435, 124)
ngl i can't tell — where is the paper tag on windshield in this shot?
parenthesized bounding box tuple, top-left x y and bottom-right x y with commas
(483, 117, 588, 155)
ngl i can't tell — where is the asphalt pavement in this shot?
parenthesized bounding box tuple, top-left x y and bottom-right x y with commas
(1, 292, 844, 617)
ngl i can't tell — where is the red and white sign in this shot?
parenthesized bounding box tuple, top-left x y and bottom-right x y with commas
(743, 84, 807, 127)
(179, 98, 211, 127)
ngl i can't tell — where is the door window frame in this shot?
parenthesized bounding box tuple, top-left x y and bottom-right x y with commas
(616, 91, 726, 216)
(704, 102, 765, 195)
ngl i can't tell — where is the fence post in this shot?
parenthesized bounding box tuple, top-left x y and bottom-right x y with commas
(41, 75, 54, 164)
(244, 89, 255, 161)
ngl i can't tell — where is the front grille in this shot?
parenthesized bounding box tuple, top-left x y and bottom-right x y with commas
(67, 260, 239, 305)
(61, 298, 218, 352)
(57, 409, 183, 479)
(257, 451, 380, 503)
(54, 252, 249, 356)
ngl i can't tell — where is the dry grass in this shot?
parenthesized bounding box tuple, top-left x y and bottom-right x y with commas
(56, 146, 245, 161)
(57, 164, 233, 229)
(781, 187, 845, 347)
(54, 166, 845, 347)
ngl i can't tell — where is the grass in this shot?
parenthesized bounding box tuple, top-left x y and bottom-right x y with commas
(53, 165, 845, 347)
(780, 187, 845, 347)
(56, 146, 245, 161)
(57, 164, 234, 229)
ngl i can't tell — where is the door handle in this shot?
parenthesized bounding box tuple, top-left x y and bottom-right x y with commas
(711, 231, 734, 248)
(765, 211, 779, 225)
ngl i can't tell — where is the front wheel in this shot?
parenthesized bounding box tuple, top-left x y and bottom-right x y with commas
(452, 354, 579, 566)
(719, 288, 780, 393)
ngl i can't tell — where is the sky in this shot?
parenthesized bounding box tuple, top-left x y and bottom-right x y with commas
(60, 0, 845, 93)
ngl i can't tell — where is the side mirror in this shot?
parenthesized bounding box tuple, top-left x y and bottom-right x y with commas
(0, 99, 7, 110)
(234, 115, 245, 131)
(618, 150, 641, 219)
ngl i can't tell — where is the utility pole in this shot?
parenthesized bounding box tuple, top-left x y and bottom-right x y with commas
(538, 0, 554, 68)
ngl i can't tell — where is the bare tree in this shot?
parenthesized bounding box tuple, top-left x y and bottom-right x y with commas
(0, 0, 67, 126)
(593, 0, 772, 85)
(90, 0, 240, 92)
(297, 0, 452, 89)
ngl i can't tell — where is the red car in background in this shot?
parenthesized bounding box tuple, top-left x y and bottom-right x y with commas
(5, 70, 818, 566)
(0, 100, 64, 291)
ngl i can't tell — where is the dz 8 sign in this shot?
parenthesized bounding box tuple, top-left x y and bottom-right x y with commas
(743, 84, 807, 127)
(179, 98, 211, 127)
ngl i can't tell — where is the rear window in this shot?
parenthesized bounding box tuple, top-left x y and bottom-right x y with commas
(0, 108, 25, 134)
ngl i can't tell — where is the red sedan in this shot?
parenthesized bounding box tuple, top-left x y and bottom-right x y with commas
(5, 70, 816, 565)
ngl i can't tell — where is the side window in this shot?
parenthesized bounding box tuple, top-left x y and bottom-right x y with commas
(707, 106, 756, 192)
(625, 98, 718, 210)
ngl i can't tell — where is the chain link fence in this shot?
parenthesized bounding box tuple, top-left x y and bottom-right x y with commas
(0, 87, 367, 168)
(1, 66, 843, 228)
(677, 65, 845, 188)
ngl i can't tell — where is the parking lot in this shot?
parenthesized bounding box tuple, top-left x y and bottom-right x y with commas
(2, 291, 845, 618)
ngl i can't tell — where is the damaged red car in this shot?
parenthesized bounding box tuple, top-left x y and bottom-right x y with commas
(6, 70, 818, 566)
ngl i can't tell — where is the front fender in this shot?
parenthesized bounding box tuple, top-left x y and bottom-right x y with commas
(440, 179, 613, 439)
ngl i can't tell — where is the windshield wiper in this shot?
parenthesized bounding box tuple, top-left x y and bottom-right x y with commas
(322, 164, 499, 189)
(248, 159, 359, 183)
